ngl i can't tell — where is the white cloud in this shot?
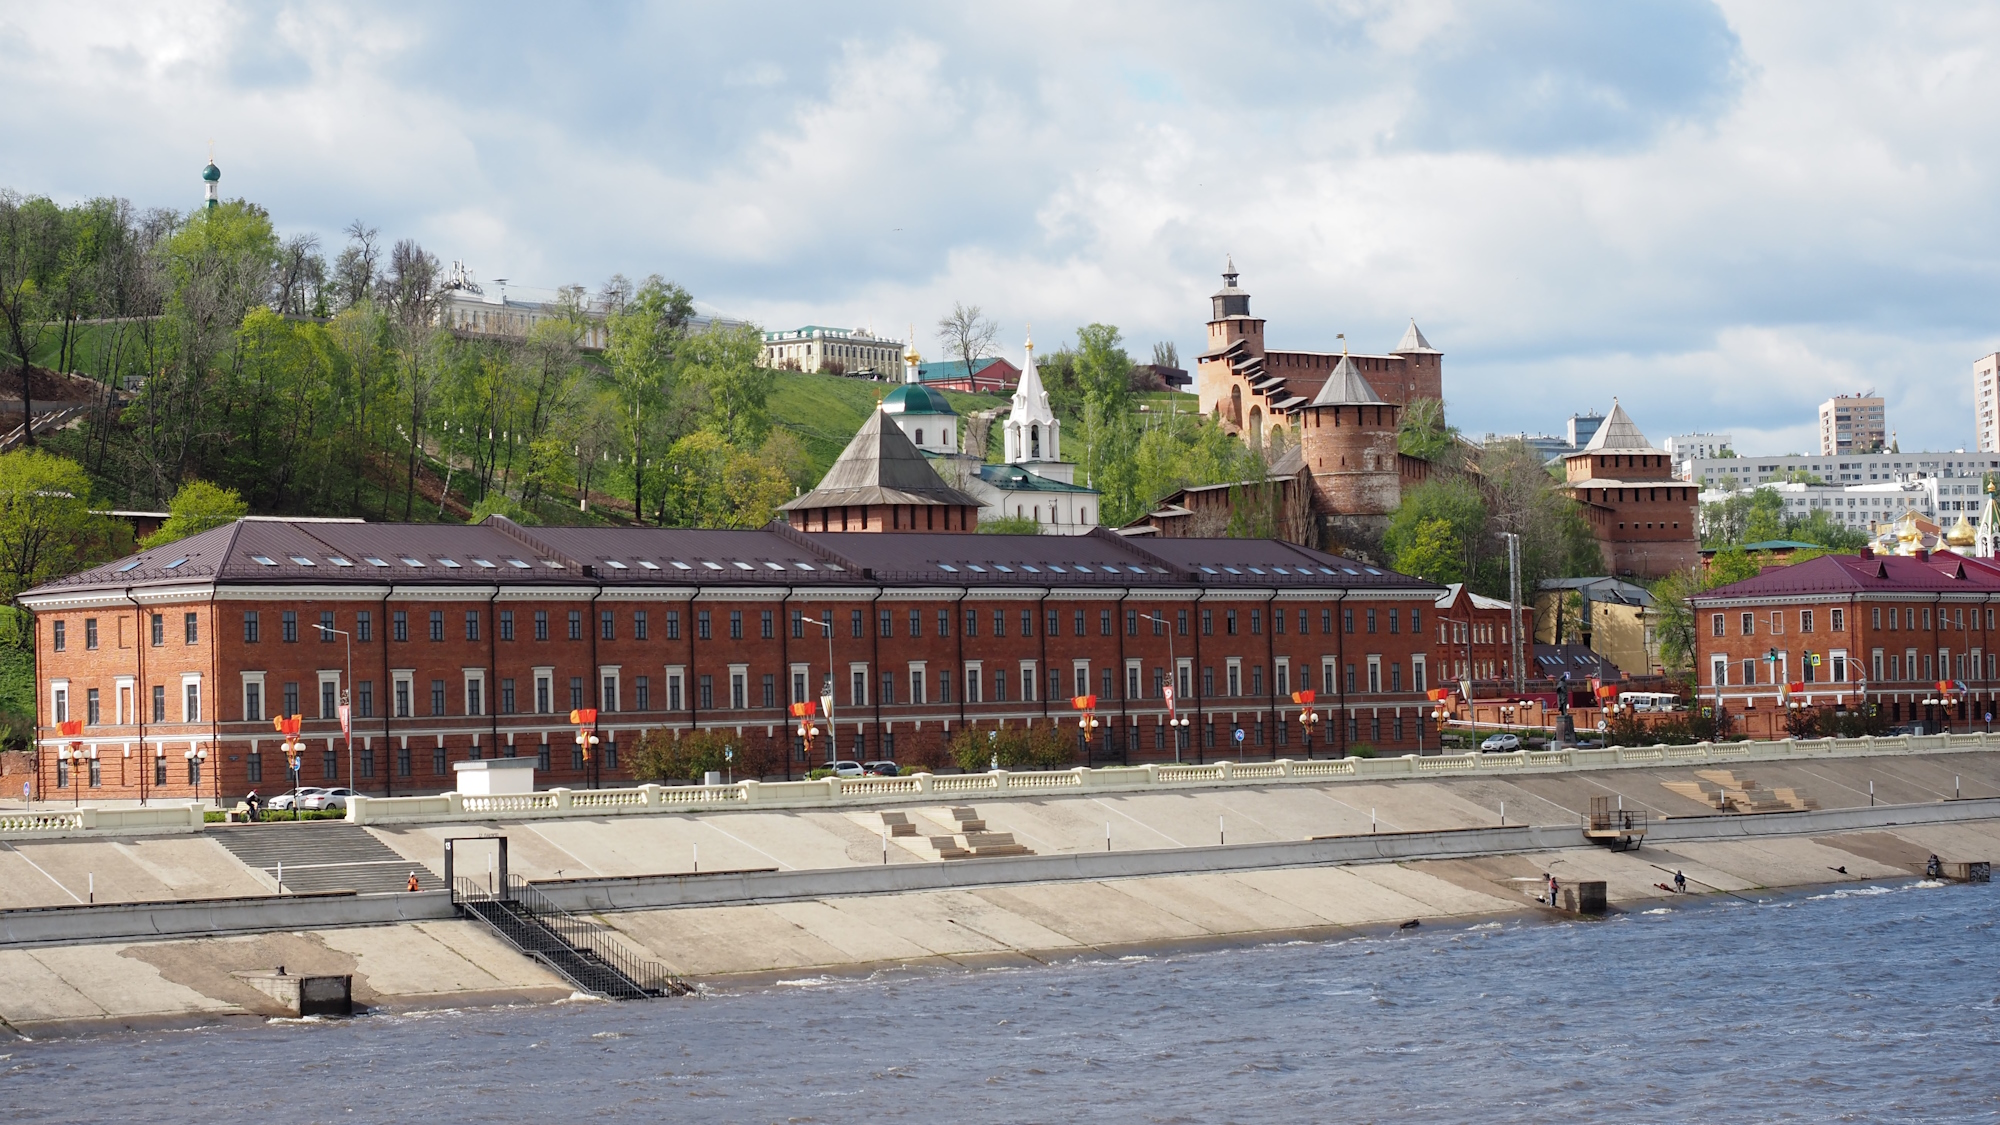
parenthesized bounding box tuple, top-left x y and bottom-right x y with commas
(4, 1, 2000, 455)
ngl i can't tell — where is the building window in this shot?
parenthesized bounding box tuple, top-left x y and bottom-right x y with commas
(1226, 611, 1239, 636)
(911, 668, 926, 704)
(636, 676, 651, 711)
(730, 610, 743, 640)
(635, 611, 649, 641)
(1741, 612, 1753, 636)
(1202, 610, 1214, 636)
(569, 677, 585, 709)
(431, 679, 446, 715)
(84, 687, 99, 725)
(502, 679, 516, 714)
(604, 674, 620, 711)
(283, 611, 299, 643)
(534, 611, 549, 640)
(698, 611, 712, 640)
(500, 610, 515, 641)
(152, 684, 165, 722)
(880, 610, 894, 638)
(761, 674, 774, 708)
(184, 612, 198, 644)
(910, 609, 923, 637)
(759, 610, 773, 639)
(321, 680, 337, 718)
(282, 680, 300, 716)
(1830, 608, 1844, 632)
(535, 675, 551, 714)
(392, 611, 407, 642)
(52, 620, 65, 652)
(184, 681, 201, 723)
(666, 611, 680, 639)
(1711, 614, 1724, 637)
(357, 612, 372, 642)
(357, 681, 373, 718)
(1366, 609, 1378, 634)
(1343, 609, 1355, 635)
(602, 610, 616, 641)
(467, 677, 484, 716)
(244, 612, 260, 643)
(1800, 610, 1814, 633)
(852, 610, 865, 639)
(395, 679, 410, 718)
(568, 611, 583, 640)
(150, 613, 163, 646)
(466, 611, 482, 641)
(699, 675, 713, 710)
(245, 682, 262, 722)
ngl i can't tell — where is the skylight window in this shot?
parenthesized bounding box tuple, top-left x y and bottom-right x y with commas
(1342, 567, 1358, 575)
(400, 558, 426, 568)
(540, 560, 563, 569)
(1223, 566, 1242, 575)
(1199, 566, 1218, 574)
(671, 561, 692, 570)
(289, 556, 316, 566)
(1021, 565, 1040, 573)
(1268, 566, 1288, 575)
(604, 560, 628, 570)
(119, 559, 145, 572)
(1248, 567, 1266, 575)
(439, 558, 462, 568)
(1127, 566, 1145, 574)
(701, 561, 722, 570)
(164, 558, 188, 569)
(472, 558, 496, 569)
(365, 557, 390, 568)
(638, 560, 660, 570)
(250, 556, 275, 567)
(939, 564, 958, 572)
(1047, 564, 1065, 573)
(793, 562, 814, 571)
(732, 561, 753, 571)
(763, 562, 784, 571)
(1364, 567, 1381, 575)
(968, 564, 987, 573)
(1319, 567, 1337, 575)
(994, 564, 1012, 572)
(330, 557, 354, 567)
(505, 559, 530, 569)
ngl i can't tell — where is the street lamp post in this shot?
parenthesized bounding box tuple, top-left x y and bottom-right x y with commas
(805, 614, 837, 764)
(1139, 614, 1190, 763)
(1291, 691, 1319, 759)
(315, 623, 356, 794)
(183, 746, 208, 804)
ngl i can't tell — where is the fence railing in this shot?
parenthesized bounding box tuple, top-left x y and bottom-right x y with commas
(329, 730, 2000, 827)
(0, 803, 205, 837)
(454, 874, 688, 997)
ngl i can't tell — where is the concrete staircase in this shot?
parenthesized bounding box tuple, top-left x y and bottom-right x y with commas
(884, 806, 1033, 860)
(209, 822, 443, 894)
(1661, 771, 1819, 814)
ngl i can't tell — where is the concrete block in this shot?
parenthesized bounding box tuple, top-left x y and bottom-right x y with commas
(231, 969, 352, 1016)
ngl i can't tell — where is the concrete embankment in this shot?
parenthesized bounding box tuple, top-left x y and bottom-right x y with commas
(0, 750, 1994, 1036)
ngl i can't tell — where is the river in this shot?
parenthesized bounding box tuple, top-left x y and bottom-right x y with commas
(5, 879, 1996, 1123)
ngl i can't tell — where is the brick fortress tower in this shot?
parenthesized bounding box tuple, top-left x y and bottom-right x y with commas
(1195, 260, 1442, 553)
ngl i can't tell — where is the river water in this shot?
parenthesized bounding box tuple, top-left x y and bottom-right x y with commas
(6, 879, 1996, 1123)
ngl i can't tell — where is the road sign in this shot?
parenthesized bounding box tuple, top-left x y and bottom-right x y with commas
(1233, 727, 1245, 743)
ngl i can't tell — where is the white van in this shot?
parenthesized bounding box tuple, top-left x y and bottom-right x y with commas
(1617, 692, 1684, 713)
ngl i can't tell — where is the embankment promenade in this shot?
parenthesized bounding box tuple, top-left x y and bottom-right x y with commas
(1, 734, 1995, 1037)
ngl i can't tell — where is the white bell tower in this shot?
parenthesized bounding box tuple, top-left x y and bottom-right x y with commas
(1002, 328, 1070, 482)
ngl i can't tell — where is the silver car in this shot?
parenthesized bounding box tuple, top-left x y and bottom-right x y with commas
(266, 787, 325, 811)
(1480, 733, 1522, 753)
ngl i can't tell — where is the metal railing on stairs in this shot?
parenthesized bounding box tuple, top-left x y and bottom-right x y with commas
(453, 874, 690, 999)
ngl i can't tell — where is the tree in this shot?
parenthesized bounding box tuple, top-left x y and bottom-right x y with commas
(0, 191, 67, 446)
(1382, 477, 1487, 588)
(1390, 517, 1466, 585)
(679, 323, 772, 448)
(1151, 340, 1179, 369)
(1397, 397, 1460, 466)
(141, 480, 247, 548)
(331, 220, 380, 311)
(603, 275, 694, 520)
(0, 450, 124, 608)
(935, 302, 998, 382)
(979, 514, 1041, 535)
(1074, 323, 1143, 523)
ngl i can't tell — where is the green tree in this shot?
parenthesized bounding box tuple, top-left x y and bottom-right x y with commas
(1073, 323, 1142, 524)
(1397, 397, 1460, 466)
(603, 275, 694, 521)
(680, 323, 772, 448)
(0, 449, 123, 601)
(0, 192, 68, 446)
(979, 514, 1042, 534)
(1390, 517, 1466, 584)
(141, 479, 248, 548)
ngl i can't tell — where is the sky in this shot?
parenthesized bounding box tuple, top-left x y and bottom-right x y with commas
(4, 1, 1999, 456)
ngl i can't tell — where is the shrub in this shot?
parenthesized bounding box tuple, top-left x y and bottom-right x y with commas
(949, 721, 1080, 773)
(1346, 743, 1377, 758)
(897, 735, 949, 773)
(628, 728, 733, 783)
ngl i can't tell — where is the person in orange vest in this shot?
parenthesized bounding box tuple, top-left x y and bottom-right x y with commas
(406, 872, 420, 892)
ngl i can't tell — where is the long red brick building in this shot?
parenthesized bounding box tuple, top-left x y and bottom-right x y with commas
(20, 415, 1443, 803)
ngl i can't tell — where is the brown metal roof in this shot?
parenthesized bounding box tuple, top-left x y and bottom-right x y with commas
(20, 517, 1440, 597)
(1690, 551, 2000, 601)
(779, 409, 982, 511)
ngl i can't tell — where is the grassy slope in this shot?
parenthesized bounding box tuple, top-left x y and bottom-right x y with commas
(768, 371, 1011, 478)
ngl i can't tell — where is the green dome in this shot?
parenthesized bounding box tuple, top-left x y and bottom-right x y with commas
(880, 383, 955, 416)
(202, 162, 221, 182)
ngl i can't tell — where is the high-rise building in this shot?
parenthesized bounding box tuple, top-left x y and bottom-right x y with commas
(1818, 392, 1886, 455)
(1976, 352, 2000, 452)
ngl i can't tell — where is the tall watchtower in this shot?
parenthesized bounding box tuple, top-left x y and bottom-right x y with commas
(1293, 353, 1401, 518)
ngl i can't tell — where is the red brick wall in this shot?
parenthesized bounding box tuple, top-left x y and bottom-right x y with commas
(29, 585, 1440, 799)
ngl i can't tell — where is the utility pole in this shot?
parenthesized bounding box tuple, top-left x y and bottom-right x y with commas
(1504, 532, 1526, 696)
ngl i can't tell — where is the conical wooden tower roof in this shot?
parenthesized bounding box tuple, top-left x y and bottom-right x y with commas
(780, 408, 983, 512)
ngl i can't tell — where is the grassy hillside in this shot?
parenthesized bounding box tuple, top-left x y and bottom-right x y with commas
(768, 371, 1010, 478)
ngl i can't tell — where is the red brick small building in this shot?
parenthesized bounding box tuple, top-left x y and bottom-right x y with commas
(1432, 583, 1530, 686)
(1691, 548, 2000, 730)
(20, 517, 1445, 803)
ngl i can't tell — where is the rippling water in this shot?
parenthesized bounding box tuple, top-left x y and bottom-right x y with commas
(6, 880, 1997, 1123)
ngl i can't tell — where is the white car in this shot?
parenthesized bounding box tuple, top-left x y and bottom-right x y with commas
(1480, 733, 1523, 753)
(301, 787, 359, 811)
(265, 787, 325, 810)
(823, 760, 865, 778)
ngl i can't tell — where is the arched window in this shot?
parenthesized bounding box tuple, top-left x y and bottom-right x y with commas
(1230, 385, 1243, 425)
(1249, 406, 1263, 448)
(1030, 424, 1041, 459)
(915, 428, 924, 446)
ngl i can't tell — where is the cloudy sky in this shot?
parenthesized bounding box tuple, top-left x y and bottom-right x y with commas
(4, 1, 1998, 455)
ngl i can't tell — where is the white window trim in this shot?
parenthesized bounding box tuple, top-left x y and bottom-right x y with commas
(317, 670, 342, 719)
(50, 679, 69, 725)
(1411, 654, 1427, 694)
(1019, 660, 1037, 702)
(849, 662, 870, 708)
(728, 664, 748, 711)
(465, 668, 488, 716)
(393, 668, 417, 718)
(599, 665, 621, 713)
(1072, 659, 1091, 700)
(115, 676, 134, 726)
(532, 665, 554, 715)
(181, 673, 203, 723)
(909, 662, 927, 705)
(664, 664, 685, 711)
(241, 671, 266, 722)
(1366, 655, 1383, 695)
(964, 660, 983, 704)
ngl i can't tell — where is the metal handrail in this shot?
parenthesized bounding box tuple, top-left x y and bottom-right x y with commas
(453, 875, 688, 997)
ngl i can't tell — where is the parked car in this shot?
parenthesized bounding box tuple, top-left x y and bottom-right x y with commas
(301, 787, 359, 811)
(861, 761, 901, 777)
(265, 787, 325, 810)
(823, 760, 865, 778)
(1480, 733, 1522, 753)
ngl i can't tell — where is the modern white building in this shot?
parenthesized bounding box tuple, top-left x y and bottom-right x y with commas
(1663, 432, 1733, 466)
(1698, 480, 1934, 536)
(1683, 451, 2000, 491)
(1976, 352, 2000, 453)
